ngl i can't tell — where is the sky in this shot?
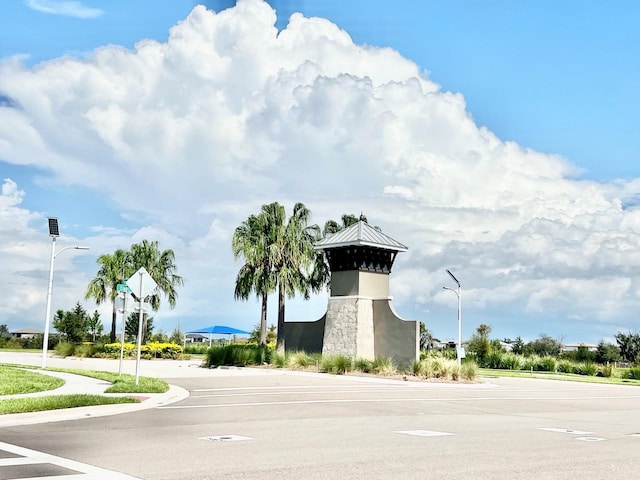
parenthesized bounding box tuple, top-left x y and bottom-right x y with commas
(1, 0, 639, 345)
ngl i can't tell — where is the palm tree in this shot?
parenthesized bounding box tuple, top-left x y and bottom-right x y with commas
(232, 207, 280, 346)
(128, 240, 184, 344)
(273, 202, 323, 351)
(85, 249, 129, 342)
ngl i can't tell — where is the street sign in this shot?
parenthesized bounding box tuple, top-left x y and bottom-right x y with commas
(116, 283, 132, 293)
(126, 267, 158, 298)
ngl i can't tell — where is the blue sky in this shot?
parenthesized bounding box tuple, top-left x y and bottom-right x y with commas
(1, 0, 639, 344)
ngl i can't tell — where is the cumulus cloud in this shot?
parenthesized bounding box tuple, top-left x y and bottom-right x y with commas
(25, 0, 103, 19)
(1, 0, 639, 341)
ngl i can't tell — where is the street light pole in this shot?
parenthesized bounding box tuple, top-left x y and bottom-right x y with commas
(42, 217, 89, 369)
(443, 269, 462, 367)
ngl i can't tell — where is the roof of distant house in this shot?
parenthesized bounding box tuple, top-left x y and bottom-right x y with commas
(11, 328, 43, 334)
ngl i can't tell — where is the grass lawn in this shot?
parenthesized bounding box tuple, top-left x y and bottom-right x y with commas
(480, 368, 640, 386)
(0, 395, 138, 415)
(0, 366, 64, 395)
(48, 368, 169, 393)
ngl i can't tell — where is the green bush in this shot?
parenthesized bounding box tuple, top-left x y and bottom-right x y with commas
(353, 358, 373, 373)
(575, 361, 598, 376)
(599, 363, 613, 378)
(287, 351, 313, 370)
(54, 342, 76, 358)
(556, 359, 575, 373)
(623, 366, 640, 380)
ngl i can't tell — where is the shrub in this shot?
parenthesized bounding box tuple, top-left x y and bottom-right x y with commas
(599, 363, 614, 378)
(54, 342, 76, 358)
(432, 357, 458, 380)
(270, 351, 287, 368)
(576, 361, 598, 376)
(623, 366, 640, 380)
(539, 356, 557, 372)
(287, 351, 313, 370)
(460, 361, 478, 380)
(353, 358, 373, 373)
(556, 359, 575, 374)
(372, 357, 396, 376)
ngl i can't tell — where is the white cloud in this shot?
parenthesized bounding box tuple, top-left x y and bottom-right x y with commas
(1, 0, 640, 342)
(25, 0, 103, 19)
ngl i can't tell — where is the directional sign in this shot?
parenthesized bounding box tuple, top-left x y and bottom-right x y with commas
(126, 267, 158, 298)
(116, 283, 132, 293)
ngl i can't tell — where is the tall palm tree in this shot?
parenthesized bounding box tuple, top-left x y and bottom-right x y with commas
(232, 207, 280, 346)
(128, 240, 184, 344)
(85, 249, 129, 342)
(273, 202, 323, 351)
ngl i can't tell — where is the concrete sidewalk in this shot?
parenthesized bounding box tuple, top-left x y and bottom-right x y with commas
(0, 352, 197, 427)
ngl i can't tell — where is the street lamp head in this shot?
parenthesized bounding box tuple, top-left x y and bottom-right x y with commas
(446, 269, 460, 287)
(75, 246, 90, 251)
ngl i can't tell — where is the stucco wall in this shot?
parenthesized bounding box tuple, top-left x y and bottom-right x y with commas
(285, 315, 326, 353)
(373, 299, 419, 367)
(330, 271, 389, 297)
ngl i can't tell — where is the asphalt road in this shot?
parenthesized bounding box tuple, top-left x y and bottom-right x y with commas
(2, 364, 640, 480)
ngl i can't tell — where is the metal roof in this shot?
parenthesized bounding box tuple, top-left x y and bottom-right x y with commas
(315, 221, 408, 252)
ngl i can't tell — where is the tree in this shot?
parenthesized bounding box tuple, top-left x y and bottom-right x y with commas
(420, 323, 437, 351)
(85, 249, 129, 342)
(169, 326, 184, 345)
(125, 312, 154, 343)
(273, 202, 322, 351)
(467, 323, 492, 365)
(524, 333, 562, 357)
(53, 302, 89, 343)
(615, 331, 640, 363)
(86, 310, 104, 342)
(0, 324, 10, 338)
(322, 213, 362, 237)
(232, 202, 322, 350)
(232, 210, 278, 346)
(595, 340, 621, 364)
(128, 240, 184, 345)
(511, 336, 525, 355)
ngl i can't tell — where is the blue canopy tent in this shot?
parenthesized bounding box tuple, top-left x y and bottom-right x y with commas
(187, 325, 250, 346)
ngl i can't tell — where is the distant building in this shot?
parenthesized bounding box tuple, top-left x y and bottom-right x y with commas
(562, 342, 598, 352)
(11, 328, 42, 339)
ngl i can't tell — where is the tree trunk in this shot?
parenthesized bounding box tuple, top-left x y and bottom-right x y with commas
(276, 282, 285, 353)
(259, 293, 268, 346)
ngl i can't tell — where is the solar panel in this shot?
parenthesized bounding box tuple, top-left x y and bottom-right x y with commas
(48, 217, 60, 237)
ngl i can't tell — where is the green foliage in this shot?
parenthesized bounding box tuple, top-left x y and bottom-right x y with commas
(125, 312, 154, 343)
(510, 336, 525, 355)
(169, 326, 184, 345)
(205, 344, 273, 367)
(599, 363, 614, 378)
(353, 358, 373, 373)
(420, 323, 437, 351)
(467, 324, 492, 365)
(595, 341, 620, 364)
(524, 334, 562, 357)
(54, 341, 76, 358)
(485, 351, 522, 370)
(0, 324, 10, 338)
(623, 366, 640, 380)
(615, 331, 640, 363)
(53, 302, 90, 343)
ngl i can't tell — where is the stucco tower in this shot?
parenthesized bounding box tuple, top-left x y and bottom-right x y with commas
(314, 219, 419, 364)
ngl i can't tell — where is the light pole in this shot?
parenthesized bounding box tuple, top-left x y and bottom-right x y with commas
(42, 217, 89, 368)
(443, 269, 462, 367)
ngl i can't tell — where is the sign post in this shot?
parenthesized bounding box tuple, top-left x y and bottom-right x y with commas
(116, 282, 131, 376)
(126, 268, 157, 385)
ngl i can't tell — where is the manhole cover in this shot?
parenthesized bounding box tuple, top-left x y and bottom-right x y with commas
(199, 435, 253, 442)
(394, 430, 453, 437)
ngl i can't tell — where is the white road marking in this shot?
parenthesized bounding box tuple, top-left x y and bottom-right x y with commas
(0, 441, 140, 479)
(575, 437, 606, 442)
(199, 435, 254, 442)
(161, 394, 640, 409)
(538, 428, 594, 435)
(394, 430, 454, 437)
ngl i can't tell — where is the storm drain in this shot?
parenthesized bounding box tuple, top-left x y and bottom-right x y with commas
(199, 435, 254, 442)
(394, 430, 453, 437)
